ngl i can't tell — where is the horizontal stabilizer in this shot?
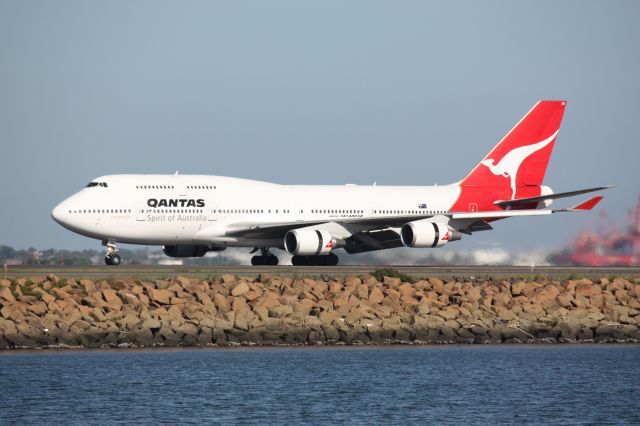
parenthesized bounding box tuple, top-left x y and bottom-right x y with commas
(494, 185, 614, 208)
(554, 195, 604, 212)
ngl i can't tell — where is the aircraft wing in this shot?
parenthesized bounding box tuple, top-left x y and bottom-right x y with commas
(224, 213, 439, 238)
(218, 195, 605, 252)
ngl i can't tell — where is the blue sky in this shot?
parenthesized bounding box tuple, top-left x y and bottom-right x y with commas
(1, 1, 638, 253)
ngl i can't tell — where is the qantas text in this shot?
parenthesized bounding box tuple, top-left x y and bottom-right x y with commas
(147, 198, 205, 208)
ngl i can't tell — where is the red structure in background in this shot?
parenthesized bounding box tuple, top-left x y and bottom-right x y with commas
(550, 196, 640, 266)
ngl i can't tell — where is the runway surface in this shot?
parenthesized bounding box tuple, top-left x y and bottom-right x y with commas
(4, 265, 640, 280)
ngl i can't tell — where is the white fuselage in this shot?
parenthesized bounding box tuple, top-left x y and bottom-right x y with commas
(52, 174, 460, 248)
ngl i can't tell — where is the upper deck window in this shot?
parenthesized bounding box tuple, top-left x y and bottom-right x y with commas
(86, 182, 108, 188)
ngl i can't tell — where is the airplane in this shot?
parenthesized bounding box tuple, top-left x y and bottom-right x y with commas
(51, 100, 611, 266)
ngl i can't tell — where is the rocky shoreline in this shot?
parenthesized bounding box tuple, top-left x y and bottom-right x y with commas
(1, 272, 639, 349)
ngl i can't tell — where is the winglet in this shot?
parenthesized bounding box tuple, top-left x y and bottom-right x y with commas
(568, 196, 604, 211)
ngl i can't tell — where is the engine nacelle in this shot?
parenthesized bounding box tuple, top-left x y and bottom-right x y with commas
(163, 245, 223, 258)
(284, 229, 335, 255)
(400, 220, 461, 248)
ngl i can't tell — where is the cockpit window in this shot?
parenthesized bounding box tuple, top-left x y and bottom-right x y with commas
(86, 182, 108, 188)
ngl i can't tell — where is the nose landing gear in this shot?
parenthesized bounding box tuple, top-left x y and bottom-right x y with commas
(105, 252, 121, 266)
(250, 247, 279, 266)
(103, 241, 121, 266)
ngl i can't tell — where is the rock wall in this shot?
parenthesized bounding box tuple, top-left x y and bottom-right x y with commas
(1, 274, 639, 349)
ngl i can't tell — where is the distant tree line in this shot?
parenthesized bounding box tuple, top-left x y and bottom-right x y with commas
(0, 245, 157, 266)
(0, 245, 245, 266)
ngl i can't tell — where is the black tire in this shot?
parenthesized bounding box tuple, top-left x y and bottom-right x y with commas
(252, 255, 279, 266)
(105, 253, 121, 266)
(292, 254, 338, 266)
(291, 255, 307, 266)
(326, 253, 339, 266)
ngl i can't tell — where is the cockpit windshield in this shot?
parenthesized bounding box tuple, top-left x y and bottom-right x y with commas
(86, 182, 108, 188)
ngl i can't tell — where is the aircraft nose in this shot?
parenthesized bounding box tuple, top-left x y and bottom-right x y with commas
(51, 201, 68, 225)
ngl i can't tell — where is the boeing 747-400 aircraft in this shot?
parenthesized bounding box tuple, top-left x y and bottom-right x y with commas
(52, 100, 611, 266)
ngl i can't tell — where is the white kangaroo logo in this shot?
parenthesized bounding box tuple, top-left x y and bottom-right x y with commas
(481, 130, 558, 200)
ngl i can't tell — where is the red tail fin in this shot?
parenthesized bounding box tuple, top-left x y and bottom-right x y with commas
(451, 100, 566, 212)
(461, 100, 565, 188)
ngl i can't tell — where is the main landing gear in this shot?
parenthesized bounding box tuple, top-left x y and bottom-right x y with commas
(291, 253, 339, 266)
(104, 241, 121, 266)
(250, 247, 279, 266)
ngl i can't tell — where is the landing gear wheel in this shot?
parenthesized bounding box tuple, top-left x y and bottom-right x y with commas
(105, 253, 121, 266)
(291, 255, 305, 266)
(325, 253, 339, 266)
(250, 247, 279, 266)
(251, 254, 279, 266)
(291, 253, 339, 266)
(103, 240, 121, 266)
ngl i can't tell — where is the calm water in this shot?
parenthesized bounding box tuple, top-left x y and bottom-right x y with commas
(1, 345, 639, 425)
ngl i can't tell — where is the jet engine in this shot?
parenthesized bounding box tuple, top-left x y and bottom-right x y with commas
(284, 229, 336, 256)
(400, 220, 461, 248)
(163, 245, 225, 258)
